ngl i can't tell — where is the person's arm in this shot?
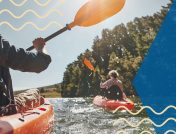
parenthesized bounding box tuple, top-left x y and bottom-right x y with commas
(117, 80, 123, 90)
(0, 36, 51, 73)
(100, 79, 112, 89)
(117, 80, 127, 99)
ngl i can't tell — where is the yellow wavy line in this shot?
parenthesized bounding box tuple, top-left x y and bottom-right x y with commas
(0, 21, 62, 31)
(140, 131, 153, 134)
(112, 105, 176, 115)
(0, 0, 64, 7)
(116, 130, 153, 134)
(165, 130, 176, 134)
(116, 130, 176, 134)
(0, 9, 63, 19)
(113, 118, 176, 128)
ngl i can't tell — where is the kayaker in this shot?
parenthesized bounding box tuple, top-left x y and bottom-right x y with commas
(0, 35, 51, 115)
(100, 70, 127, 100)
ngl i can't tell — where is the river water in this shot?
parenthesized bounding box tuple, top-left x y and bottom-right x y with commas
(49, 98, 155, 134)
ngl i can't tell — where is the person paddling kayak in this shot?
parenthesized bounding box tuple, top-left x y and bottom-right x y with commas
(0, 35, 51, 115)
(100, 70, 127, 100)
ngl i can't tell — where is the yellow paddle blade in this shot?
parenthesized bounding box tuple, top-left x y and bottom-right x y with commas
(83, 58, 96, 72)
(71, 0, 125, 28)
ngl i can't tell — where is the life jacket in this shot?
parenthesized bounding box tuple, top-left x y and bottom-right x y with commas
(106, 85, 123, 100)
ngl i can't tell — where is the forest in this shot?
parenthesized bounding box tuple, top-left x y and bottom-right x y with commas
(61, 1, 172, 98)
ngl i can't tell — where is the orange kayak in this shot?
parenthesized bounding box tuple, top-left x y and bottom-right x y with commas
(0, 99, 54, 134)
(93, 96, 134, 111)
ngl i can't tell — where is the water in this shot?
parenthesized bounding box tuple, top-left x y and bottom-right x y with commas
(49, 98, 155, 134)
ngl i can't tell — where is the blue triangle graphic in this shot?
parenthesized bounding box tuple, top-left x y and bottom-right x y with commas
(133, 1, 176, 133)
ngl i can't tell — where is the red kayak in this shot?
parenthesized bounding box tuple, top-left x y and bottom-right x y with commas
(93, 96, 134, 111)
(0, 99, 54, 134)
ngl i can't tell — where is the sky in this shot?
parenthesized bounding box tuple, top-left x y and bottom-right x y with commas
(0, 0, 169, 90)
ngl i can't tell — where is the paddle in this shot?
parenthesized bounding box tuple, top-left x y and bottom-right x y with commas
(83, 58, 96, 73)
(26, 0, 126, 51)
(83, 58, 104, 79)
(83, 58, 107, 97)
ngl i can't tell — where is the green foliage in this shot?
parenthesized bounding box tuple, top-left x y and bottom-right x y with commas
(61, 3, 171, 97)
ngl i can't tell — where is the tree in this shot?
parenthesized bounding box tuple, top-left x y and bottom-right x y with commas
(61, 2, 172, 97)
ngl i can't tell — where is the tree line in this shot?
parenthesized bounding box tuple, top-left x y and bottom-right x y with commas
(61, 1, 172, 98)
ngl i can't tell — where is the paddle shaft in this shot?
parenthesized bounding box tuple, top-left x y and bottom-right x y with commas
(26, 0, 125, 51)
(26, 25, 69, 51)
(89, 69, 103, 80)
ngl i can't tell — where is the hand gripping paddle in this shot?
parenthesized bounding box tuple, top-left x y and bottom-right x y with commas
(26, 0, 126, 51)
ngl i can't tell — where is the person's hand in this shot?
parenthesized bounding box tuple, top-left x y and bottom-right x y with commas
(101, 76, 106, 82)
(33, 38, 45, 52)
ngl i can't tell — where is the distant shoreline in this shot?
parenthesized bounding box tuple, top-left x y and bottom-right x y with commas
(14, 83, 61, 98)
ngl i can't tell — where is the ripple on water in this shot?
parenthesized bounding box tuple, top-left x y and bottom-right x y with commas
(49, 98, 155, 134)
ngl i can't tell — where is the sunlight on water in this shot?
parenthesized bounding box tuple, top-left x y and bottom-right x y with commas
(49, 98, 155, 134)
